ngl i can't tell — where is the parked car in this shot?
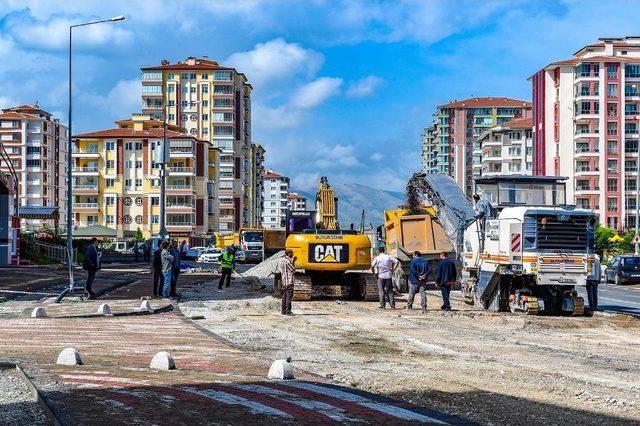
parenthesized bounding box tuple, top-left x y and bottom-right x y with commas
(235, 248, 246, 263)
(605, 255, 640, 285)
(184, 246, 205, 260)
(197, 248, 223, 263)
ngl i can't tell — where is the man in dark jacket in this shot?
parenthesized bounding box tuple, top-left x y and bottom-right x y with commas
(407, 251, 431, 312)
(152, 245, 164, 297)
(435, 251, 456, 311)
(169, 242, 181, 298)
(82, 237, 99, 299)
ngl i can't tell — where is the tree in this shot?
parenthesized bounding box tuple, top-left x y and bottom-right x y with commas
(594, 224, 615, 256)
(134, 227, 144, 242)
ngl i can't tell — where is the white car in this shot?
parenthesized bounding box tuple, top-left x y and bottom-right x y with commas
(197, 248, 223, 263)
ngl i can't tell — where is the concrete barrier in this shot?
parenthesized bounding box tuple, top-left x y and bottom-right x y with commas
(31, 307, 46, 318)
(268, 359, 294, 380)
(97, 303, 112, 316)
(150, 351, 175, 370)
(57, 348, 82, 366)
(139, 299, 154, 313)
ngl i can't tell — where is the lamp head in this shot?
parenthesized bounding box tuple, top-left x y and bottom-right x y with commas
(111, 15, 125, 21)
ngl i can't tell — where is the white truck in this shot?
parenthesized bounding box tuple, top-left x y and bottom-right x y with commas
(418, 173, 596, 315)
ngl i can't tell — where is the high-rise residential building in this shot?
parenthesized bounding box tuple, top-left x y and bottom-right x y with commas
(422, 97, 531, 194)
(140, 57, 256, 233)
(421, 124, 437, 174)
(261, 169, 289, 229)
(287, 192, 308, 211)
(249, 143, 266, 227)
(531, 37, 640, 230)
(0, 104, 68, 231)
(72, 113, 216, 239)
(476, 117, 533, 176)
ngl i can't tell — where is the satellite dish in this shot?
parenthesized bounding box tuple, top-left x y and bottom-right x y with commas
(161, 59, 169, 65)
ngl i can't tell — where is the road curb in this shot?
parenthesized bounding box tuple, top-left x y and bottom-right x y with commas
(0, 362, 61, 426)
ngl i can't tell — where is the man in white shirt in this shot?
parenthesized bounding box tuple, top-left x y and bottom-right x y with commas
(371, 246, 399, 309)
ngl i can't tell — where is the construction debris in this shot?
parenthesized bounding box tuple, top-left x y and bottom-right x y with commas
(150, 351, 175, 370)
(244, 251, 284, 279)
(57, 348, 82, 366)
(97, 303, 112, 316)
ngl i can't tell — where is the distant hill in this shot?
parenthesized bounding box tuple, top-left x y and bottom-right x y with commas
(293, 182, 405, 228)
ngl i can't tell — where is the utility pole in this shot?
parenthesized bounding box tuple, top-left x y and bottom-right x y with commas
(159, 103, 168, 242)
(634, 84, 640, 256)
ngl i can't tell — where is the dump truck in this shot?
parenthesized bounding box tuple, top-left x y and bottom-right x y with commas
(215, 228, 264, 262)
(383, 208, 454, 292)
(414, 173, 596, 315)
(264, 229, 286, 257)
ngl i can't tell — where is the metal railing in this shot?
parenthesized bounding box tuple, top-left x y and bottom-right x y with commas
(73, 166, 98, 172)
(168, 167, 194, 173)
(32, 241, 76, 265)
(74, 202, 98, 208)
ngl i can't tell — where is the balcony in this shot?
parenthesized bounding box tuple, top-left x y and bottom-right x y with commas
(169, 147, 195, 158)
(166, 222, 194, 231)
(166, 184, 194, 194)
(219, 215, 235, 222)
(73, 202, 98, 212)
(166, 203, 194, 212)
(575, 186, 600, 194)
(72, 148, 100, 158)
(168, 166, 194, 175)
(574, 166, 599, 176)
(73, 166, 99, 175)
(73, 184, 99, 195)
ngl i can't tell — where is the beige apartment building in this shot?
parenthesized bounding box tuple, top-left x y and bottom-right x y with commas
(140, 57, 257, 233)
(476, 117, 533, 176)
(72, 114, 218, 239)
(0, 104, 67, 231)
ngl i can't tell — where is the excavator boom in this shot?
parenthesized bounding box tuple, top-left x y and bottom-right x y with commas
(316, 176, 338, 230)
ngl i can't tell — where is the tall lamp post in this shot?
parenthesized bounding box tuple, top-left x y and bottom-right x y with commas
(67, 16, 125, 290)
(633, 84, 640, 255)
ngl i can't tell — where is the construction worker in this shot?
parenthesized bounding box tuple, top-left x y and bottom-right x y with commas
(278, 249, 297, 315)
(435, 251, 456, 311)
(371, 246, 398, 309)
(160, 241, 174, 298)
(586, 254, 601, 311)
(407, 251, 431, 313)
(473, 193, 492, 220)
(218, 245, 235, 292)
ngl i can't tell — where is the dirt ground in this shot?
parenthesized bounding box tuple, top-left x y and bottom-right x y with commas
(179, 278, 640, 425)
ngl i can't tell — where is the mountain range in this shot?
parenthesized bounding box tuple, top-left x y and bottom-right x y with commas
(293, 182, 405, 228)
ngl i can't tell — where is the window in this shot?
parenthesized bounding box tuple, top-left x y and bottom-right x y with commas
(125, 142, 133, 150)
(125, 160, 133, 169)
(202, 85, 209, 93)
(214, 70, 232, 81)
(106, 178, 115, 187)
(607, 140, 617, 153)
(625, 84, 639, 97)
(625, 103, 637, 116)
(181, 73, 188, 80)
(168, 113, 175, 121)
(26, 146, 40, 154)
(214, 126, 233, 136)
(607, 103, 618, 117)
(152, 215, 159, 224)
(125, 179, 132, 187)
(214, 98, 232, 108)
(608, 178, 618, 191)
(214, 85, 233, 94)
(202, 128, 208, 135)
(626, 64, 640, 78)
(106, 160, 115, 169)
(190, 87, 196, 94)
(190, 128, 197, 135)
(167, 100, 175, 107)
(167, 73, 175, 79)
(607, 122, 617, 136)
(625, 160, 637, 172)
(202, 99, 209, 107)
(202, 114, 209, 121)
(626, 179, 637, 191)
(151, 197, 159, 206)
(201, 73, 208, 80)
(625, 139, 639, 153)
(508, 131, 522, 140)
(608, 198, 618, 211)
(106, 215, 114, 224)
(607, 84, 617, 98)
(608, 159, 618, 173)
(135, 160, 142, 168)
(135, 142, 142, 150)
(181, 86, 188, 94)
(136, 179, 142, 188)
(190, 114, 197, 122)
(607, 64, 617, 79)
(190, 73, 196, 79)
(141, 85, 161, 94)
(181, 114, 188, 122)
(106, 196, 115, 205)
(26, 159, 40, 167)
(626, 197, 637, 210)
(106, 141, 115, 150)
(168, 86, 175, 93)
(625, 123, 637, 134)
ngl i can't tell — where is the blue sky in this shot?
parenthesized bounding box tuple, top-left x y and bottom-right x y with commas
(0, 0, 637, 191)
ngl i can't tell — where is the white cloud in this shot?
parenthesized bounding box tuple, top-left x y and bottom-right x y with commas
(226, 38, 324, 91)
(346, 76, 384, 99)
(314, 144, 362, 168)
(290, 77, 343, 109)
(6, 14, 133, 50)
(252, 103, 303, 130)
(0, 96, 18, 110)
(105, 78, 142, 117)
(370, 152, 383, 162)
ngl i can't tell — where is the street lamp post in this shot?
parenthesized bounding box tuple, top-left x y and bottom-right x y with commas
(159, 105, 168, 241)
(66, 16, 125, 291)
(634, 84, 640, 255)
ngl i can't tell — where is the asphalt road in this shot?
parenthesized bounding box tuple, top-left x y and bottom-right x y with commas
(577, 282, 640, 316)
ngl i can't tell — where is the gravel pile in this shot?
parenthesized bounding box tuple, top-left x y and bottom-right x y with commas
(0, 369, 48, 425)
(184, 267, 219, 274)
(244, 250, 285, 278)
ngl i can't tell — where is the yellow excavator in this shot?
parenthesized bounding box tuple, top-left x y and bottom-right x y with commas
(284, 177, 377, 301)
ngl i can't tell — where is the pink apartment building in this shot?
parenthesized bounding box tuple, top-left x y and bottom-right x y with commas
(531, 37, 640, 230)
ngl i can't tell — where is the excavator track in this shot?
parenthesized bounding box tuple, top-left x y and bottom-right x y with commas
(293, 273, 312, 301)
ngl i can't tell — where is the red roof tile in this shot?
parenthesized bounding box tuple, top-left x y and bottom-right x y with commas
(142, 58, 235, 71)
(263, 170, 287, 179)
(0, 111, 39, 120)
(73, 127, 204, 141)
(500, 117, 532, 128)
(287, 193, 305, 200)
(547, 55, 640, 68)
(440, 97, 531, 109)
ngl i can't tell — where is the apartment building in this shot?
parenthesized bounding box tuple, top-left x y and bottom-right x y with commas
(476, 117, 533, 176)
(249, 143, 266, 227)
(421, 124, 437, 174)
(531, 37, 640, 230)
(140, 57, 256, 233)
(422, 97, 531, 195)
(0, 104, 67, 231)
(72, 114, 215, 239)
(287, 192, 308, 211)
(262, 170, 289, 229)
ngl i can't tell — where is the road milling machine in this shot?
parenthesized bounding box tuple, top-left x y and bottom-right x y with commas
(412, 173, 596, 315)
(284, 177, 377, 301)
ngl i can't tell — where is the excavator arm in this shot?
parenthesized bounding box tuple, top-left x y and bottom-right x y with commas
(316, 176, 339, 230)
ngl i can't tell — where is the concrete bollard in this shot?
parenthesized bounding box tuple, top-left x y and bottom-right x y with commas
(97, 303, 112, 316)
(268, 359, 294, 380)
(139, 300, 154, 313)
(150, 351, 175, 370)
(57, 348, 82, 366)
(31, 307, 46, 318)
